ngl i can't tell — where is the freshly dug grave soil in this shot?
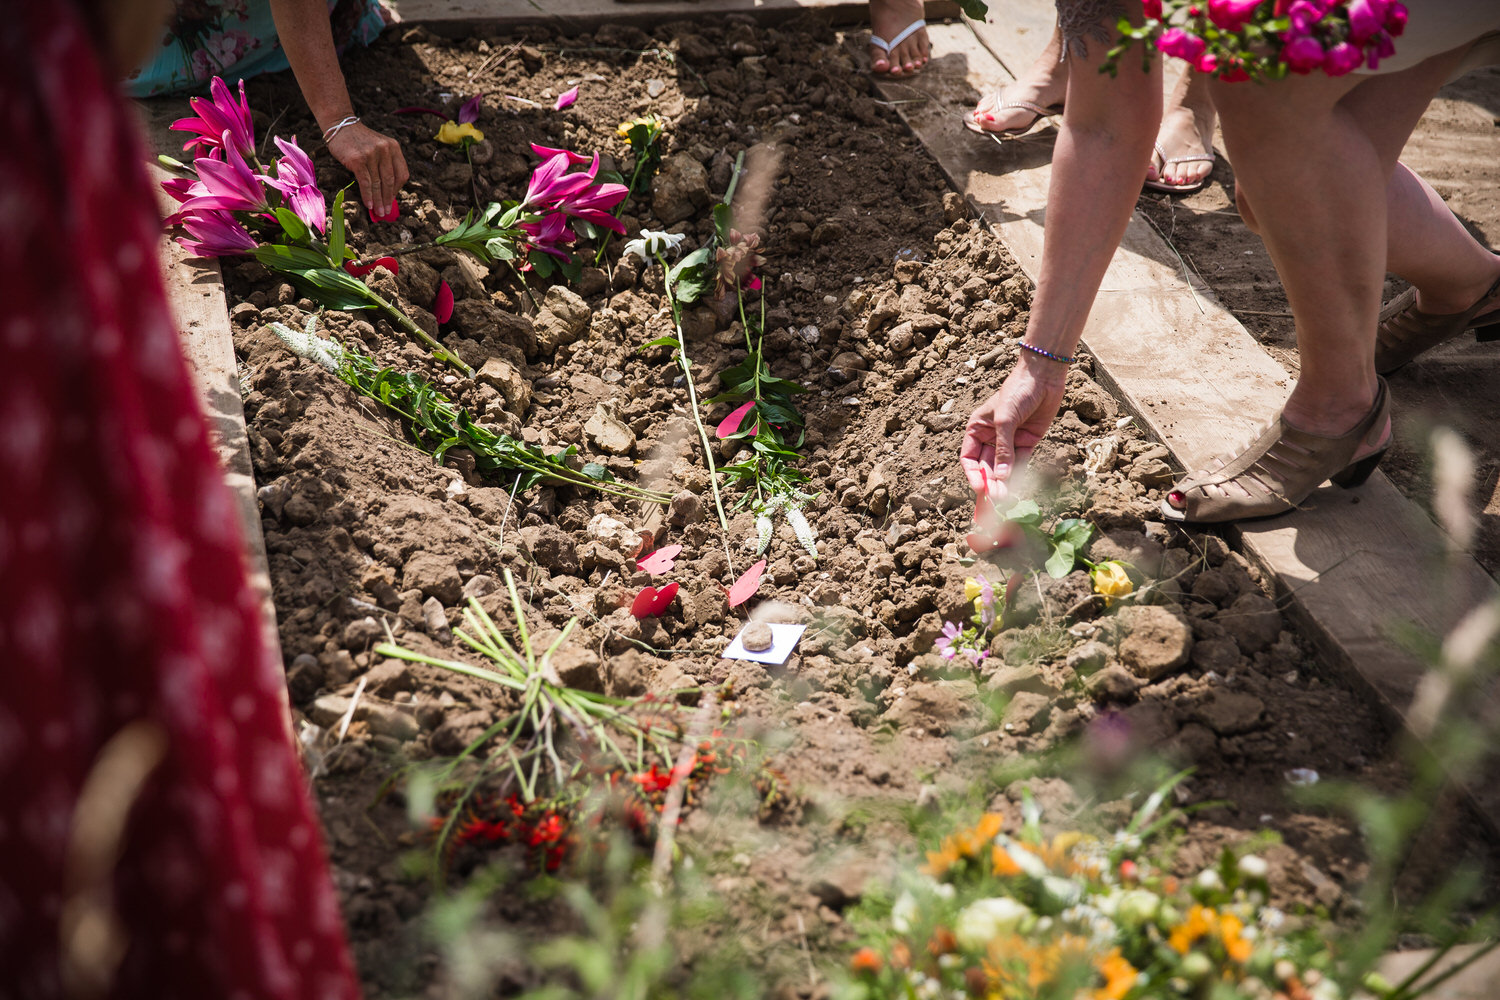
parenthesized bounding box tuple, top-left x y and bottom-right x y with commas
(1136, 66, 1500, 576)
(210, 18, 1500, 996)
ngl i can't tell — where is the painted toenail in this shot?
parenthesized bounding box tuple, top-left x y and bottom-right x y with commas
(1168, 490, 1185, 507)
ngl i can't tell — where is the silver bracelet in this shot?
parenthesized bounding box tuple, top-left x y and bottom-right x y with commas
(321, 115, 361, 143)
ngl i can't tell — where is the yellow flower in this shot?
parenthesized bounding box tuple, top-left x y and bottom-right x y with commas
(1091, 560, 1134, 603)
(616, 114, 662, 139)
(435, 120, 484, 145)
(1219, 913, 1253, 964)
(964, 577, 984, 603)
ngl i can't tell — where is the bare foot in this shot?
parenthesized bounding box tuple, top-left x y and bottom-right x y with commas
(1146, 101, 1217, 192)
(967, 29, 1066, 134)
(869, 0, 929, 77)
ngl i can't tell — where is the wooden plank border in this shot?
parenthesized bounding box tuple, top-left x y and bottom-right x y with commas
(863, 19, 1500, 830)
(386, 0, 961, 34)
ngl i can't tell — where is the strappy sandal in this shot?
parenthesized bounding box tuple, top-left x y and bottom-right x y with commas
(1374, 270, 1500, 375)
(1143, 141, 1216, 195)
(869, 19, 926, 75)
(1161, 377, 1391, 524)
(964, 97, 1063, 137)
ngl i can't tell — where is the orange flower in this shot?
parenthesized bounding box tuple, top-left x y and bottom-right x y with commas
(992, 843, 1022, 877)
(928, 925, 958, 956)
(849, 947, 883, 975)
(1093, 948, 1138, 1000)
(890, 940, 912, 970)
(1220, 913, 1253, 964)
(1169, 904, 1217, 954)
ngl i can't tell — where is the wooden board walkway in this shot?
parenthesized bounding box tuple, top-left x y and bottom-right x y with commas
(386, 0, 959, 32)
(861, 13, 1500, 828)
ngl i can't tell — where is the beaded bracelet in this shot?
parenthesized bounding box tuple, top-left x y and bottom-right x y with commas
(321, 115, 361, 143)
(1018, 341, 1076, 364)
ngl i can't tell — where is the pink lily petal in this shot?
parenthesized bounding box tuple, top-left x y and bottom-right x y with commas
(716, 401, 757, 439)
(458, 93, 484, 124)
(726, 559, 767, 608)
(434, 279, 454, 325)
(743, 274, 762, 291)
(529, 144, 593, 166)
(554, 86, 579, 111)
(637, 544, 683, 575)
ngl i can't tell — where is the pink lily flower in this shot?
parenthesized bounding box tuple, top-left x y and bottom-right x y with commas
(521, 151, 599, 210)
(159, 176, 205, 204)
(180, 130, 269, 214)
(559, 181, 629, 234)
(1206, 0, 1263, 33)
(264, 135, 327, 233)
(170, 76, 255, 160)
(177, 208, 259, 258)
(457, 93, 484, 124)
(519, 211, 577, 261)
(529, 143, 593, 166)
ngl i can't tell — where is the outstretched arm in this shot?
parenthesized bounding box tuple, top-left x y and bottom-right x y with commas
(962, 29, 1162, 505)
(268, 0, 409, 213)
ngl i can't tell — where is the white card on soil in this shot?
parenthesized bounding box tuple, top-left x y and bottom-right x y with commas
(722, 623, 805, 665)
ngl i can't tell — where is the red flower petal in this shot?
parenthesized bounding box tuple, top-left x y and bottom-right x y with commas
(716, 400, 756, 440)
(555, 86, 579, 111)
(726, 559, 766, 608)
(647, 581, 679, 616)
(630, 586, 660, 619)
(637, 544, 682, 575)
(344, 257, 398, 278)
(369, 198, 400, 223)
(375, 255, 399, 276)
(434, 278, 454, 325)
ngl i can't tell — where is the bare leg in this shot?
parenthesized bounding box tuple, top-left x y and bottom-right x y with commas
(968, 25, 1068, 134)
(869, 0, 930, 77)
(1147, 68, 1217, 190)
(1385, 164, 1500, 317)
(1210, 47, 1472, 439)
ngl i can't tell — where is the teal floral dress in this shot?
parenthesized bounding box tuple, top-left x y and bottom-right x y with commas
(126, 0, 385, 97)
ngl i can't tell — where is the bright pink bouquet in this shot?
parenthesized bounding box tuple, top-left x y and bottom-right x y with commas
(1107, 0, 1408, 81)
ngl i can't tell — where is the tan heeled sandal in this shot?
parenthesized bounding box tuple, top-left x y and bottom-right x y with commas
(1161, 378, 1391, 524)
(1374, 270, 1500, 375)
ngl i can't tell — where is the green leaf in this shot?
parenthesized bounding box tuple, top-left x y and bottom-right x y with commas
(1054, 518, 1094, 551)
(1004, 500, 1043, 526)
(667, 245, 715, 304)
(639, 335, 679, 350)
(274, 207, 309, 245)
(953, 0, 988, 20)
(328, 188, 347, 264)
(1045, 542, 1075, 579)
(580, 462, 615, 482)
(254, 243, 334, 271)
(713, 202, 735, 246)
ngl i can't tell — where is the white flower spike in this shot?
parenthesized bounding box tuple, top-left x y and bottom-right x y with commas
(622, 229, 686, 261)
(267, 315, 344, 373)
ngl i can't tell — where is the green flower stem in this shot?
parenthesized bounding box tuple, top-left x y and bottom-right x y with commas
(595, 153, 652, 267)
(656, 252, 733, 555)
(360, 285, 474, 376)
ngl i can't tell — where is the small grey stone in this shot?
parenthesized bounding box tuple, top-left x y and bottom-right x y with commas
(342, 616, 382, 649)
(1215, 593, 1282, 654)
(741, 621, 774, 652)
(1115, 605, 1193, 680)
(422, 597, 450, 638)
(463, 574, 497, 599)
(668, 489, 704, 526)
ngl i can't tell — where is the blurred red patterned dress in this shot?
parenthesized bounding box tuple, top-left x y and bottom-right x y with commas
(0, 3, 362, 998)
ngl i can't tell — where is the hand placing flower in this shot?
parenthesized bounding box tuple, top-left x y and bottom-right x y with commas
(325, 120, 410, 214)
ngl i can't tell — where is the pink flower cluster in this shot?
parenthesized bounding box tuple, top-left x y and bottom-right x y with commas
(164, 77, 329, 257)
(518, 144, 629, 261)
(1148, 0, 1408, 80)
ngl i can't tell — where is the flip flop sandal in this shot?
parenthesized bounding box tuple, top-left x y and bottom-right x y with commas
(869, 19, 927, 75)
(1374, 267, 1500, 375)
(963, 98, 1064, 136)
(1143, 141, 1217, 195)
(1161, 377, 1391, 524)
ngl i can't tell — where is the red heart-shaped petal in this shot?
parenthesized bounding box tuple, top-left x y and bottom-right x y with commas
(630, 586, 660, 619)
(434, 278, 454, 325)
(637, 544, 682, 575)
(726, 559, 766, 608)
(647, 581, 679, 616)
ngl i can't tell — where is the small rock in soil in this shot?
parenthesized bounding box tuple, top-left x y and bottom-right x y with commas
(1066, 640, 1112, 676)
(1115, 605, 1193, 680)
(365, 659, 413, 697)
(650, 152, 710, 224)
(1191, 638, 1241, 673)
(404, 552, 463, 605)
(1086, 663, 1143, 701)
(1194, 689, 1266, 736)
(1002, 691, 1052, 735)
(1215, 593, 1281, 654)
(882, 680, 981, 736)
(533, 285, 591, 355)
(519, 524, 580, 575)
(343, 616, 382, 649)
(462, 574, 497, 599)
(667, 489, 704, 526)
(287, 653, 323, 702)
(551, 642, 604, 693)
(422, 596, 450, 638)
(584, 402, 636, 455)
(430, 709, 492, 756)
(741, 621, 775, 651)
